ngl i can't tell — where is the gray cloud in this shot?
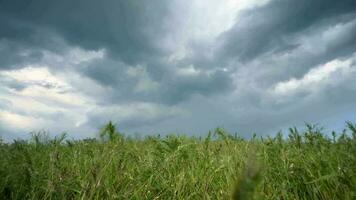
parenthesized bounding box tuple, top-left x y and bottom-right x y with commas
(0, 98, 12, 110)
(0, 0, 356, 138)
(0, 37, 44, 70)
(77, 57, 233, 105)
(0, 0, 171, 65)
(0, 75, 27, 91)
(0, 0, 234, 105)
(217, 0, 356, 63)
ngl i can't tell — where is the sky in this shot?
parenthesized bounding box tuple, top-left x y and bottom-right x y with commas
(0, 0, 356, 141)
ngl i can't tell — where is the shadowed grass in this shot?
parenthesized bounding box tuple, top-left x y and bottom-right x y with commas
(0, 122, 355, 199)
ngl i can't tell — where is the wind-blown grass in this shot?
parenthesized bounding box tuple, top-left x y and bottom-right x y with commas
(0, 122, 355, 199)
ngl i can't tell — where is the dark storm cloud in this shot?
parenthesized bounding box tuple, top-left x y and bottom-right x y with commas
(78, 57, 233, 105)
(217, 0, 356, 63)
(81, 59, 130, 87)
(0, 33, 44, 70)
(0, 14, 72, 70)
(0, 0, 170, 65)
(158, 69, 233, 104)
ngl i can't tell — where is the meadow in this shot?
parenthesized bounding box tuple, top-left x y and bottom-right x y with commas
(0, 122, 355, 199)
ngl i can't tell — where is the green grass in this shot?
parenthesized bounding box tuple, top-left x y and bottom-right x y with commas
(0, 122, 356, 199)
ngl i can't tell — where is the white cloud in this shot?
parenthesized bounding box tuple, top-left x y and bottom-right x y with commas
(0, 47, 104, 138)
(0, 110, 46, 131)
(1, 66, 69, 89)
(176, 65, 201, 76)
(19, 85, 87, 106)
(271, 55, 356, 96)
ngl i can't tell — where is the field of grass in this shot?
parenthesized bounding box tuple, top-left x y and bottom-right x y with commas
(0, 122, 356, 199)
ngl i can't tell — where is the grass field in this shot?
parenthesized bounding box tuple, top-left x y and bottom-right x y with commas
(0, 122, 355, 199)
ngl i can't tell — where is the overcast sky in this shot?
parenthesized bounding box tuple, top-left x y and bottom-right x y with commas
(1, 0, 356, 140)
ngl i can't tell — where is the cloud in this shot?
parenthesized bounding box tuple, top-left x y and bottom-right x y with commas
(86, 102, 186, 130)
(271, 56, 356, 97)
(0, 38, 44, 70)
(229, 54, 356, 134)
(0, 0, 172, 64)
(0, 0, 236, 105)
(0, 0, 356, 139)
(216, 0, 356, 63)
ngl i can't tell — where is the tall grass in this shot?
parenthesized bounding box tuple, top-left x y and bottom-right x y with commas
(0, 122, 355, 199)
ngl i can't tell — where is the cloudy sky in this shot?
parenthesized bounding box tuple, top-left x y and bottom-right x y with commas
(1, 0, 356, 140)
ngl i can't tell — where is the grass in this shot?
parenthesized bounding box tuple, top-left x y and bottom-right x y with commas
(0, 122, 355, 199)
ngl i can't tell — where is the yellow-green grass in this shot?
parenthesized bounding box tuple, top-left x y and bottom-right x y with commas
(0, 123, 355, 199)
